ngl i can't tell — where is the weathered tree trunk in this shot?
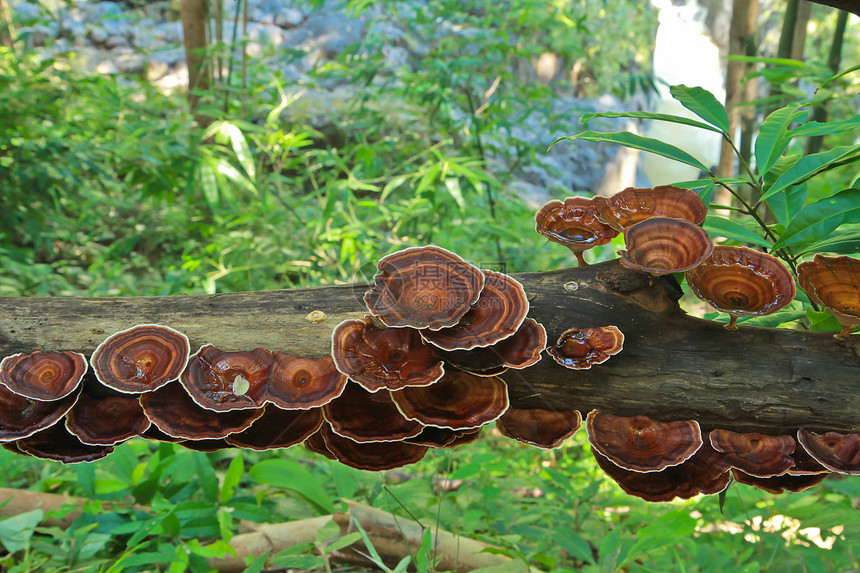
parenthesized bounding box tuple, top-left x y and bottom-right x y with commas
(806, 9, 849, 155)
(180, 0, 211, 126)
(1, 260, 858, 436)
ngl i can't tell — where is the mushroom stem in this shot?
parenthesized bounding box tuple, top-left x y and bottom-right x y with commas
(574, 251, 589, 267)
(724, 315, 739, 331)
(835, 325, 853, 340)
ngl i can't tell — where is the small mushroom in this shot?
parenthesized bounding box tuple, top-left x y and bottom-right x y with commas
(364, 245, 485, 330)
(546, 326, 624, 370)
(318, 423, 429, 471)
(594, 185, 707, 232)
(534, 197, 620, 266)
(390, 370, 509, 430)
(15, 422, 115, 464)
(436, 318, 546, 375)
(268, 353, 347, 409)
(797, 254, 860, 339)
(618, 217, 713, 276)
(495, 408, 581, 449)
(731, 469, 829, 494)
(686, 246, 796, 330)
(65, 392, 151, 446)
(90, 324, 190, 394)
(796, 428, 860, 475)
(180, 345, 273, 411)
(226, 404, 323, 450)
(323, 382, 424, 443)
(421, 270, 529, 351)
(0, 384, 80, 442)
(140, 380, 265, 440)
(586, 411, 703, 472)
(592, 441, 731, 502)
(0, 350, 87, 401)
(331, 317, 444, 392)
(708, 429, 795, 477)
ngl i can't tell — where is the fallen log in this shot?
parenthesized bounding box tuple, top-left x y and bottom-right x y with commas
(1, 259, 858, 435)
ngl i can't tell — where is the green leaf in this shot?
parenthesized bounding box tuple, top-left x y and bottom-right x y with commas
(703, 216, 770, 247)
(249, 460, 334, 514)
(788, 115, 860, 139)
(774, 188, 860, 249)
(766, 183, 807, 227)
(315, 520, 341, 543)
(624, 510, 697, 565)
(761, 145, 860, 203)
(325, 532, 362, 553)
(552, 131, 708, 172)
(553, 531, 595, 565)
(580, 111, 722, 133)
(754, 103, 806, 176)
(794, 228, 860, 255)
(241, 551, 270, 573)
(444, 178, 465, 211)
(193, 452, 219, 503)
(220, 455, 244, 505)
(669, 85, 730, 132)
(0, 510, 43, 553)
(209, 121, 256, 180)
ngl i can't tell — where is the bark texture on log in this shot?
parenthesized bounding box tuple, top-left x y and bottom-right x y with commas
(1, 259, 858, 435)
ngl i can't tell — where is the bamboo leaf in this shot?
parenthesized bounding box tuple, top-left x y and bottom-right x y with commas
(580, 111, 723, 133)
(669, 85, 730, 132)
(551, 131, 709, 172)
(774, 188, 860, 249)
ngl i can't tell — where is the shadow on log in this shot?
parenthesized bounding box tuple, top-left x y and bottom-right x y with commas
(1, 259, 858, 435)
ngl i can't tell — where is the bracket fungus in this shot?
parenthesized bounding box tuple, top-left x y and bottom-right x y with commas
(731, 469, 829, 495)
(797, 254, 860, 339)
(421, 270, 529, 351)
(331, 317, 444, 392)
(225, 404, 323, 450)
(436, 317, 546, 375)
(686, 246, 796, 330)
(268, 353, 347, 409)
(364, 245, 485, 330)
(0, 384, 80, 442)
(16, 422, 115, 464)
(90, 324, 190, 394)
(0, 350, 87, 401)
(708, 429, 795, 477)
(65, 392, 151, 446)
(180, 345, 273, 411)
(390, 370, 509, 430)
(495, 408, 581, 449)
(618, 217, 713, 276)
(404, 426, 482, 448)
(534, 197, 619, 266)
(594, 185, 707, 231)
(546, 326, 624, 370)
(797, 428, 860, 475)
(323, 382, 424, 443)
(586, 411, 703, 472)
(317, 423, 429, 471)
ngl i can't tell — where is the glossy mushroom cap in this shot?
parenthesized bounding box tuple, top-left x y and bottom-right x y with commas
(592, 442, 731, 502)
(495, 408, 581, 449)
(16, 422, 115, 464)
(391, 370, 509, 430)
(90, 324, 190, 393)
(686, 246, 796, 331)
(0, 384, 80, 442)
(364, 245, 485, 330)
(547, 326, 624, 370)
(796, 428, 860, 475)
(268, 353, 347, 409)
(0, 350, 87, 401)
(436, 317, 546, 375)
(226, 404, 323, 450)
(331, 317, 444, 392)
(586, 411, 703, 472)
(65, 392, 150, 446)
(708, 429, 795, 477)
(594, 185, 707, 232)
(421, 270, 529, 351)
(618, 217, 714, 276)
(534, 197, 620, 266)
(304, 428, 337, 460)
(404, 426, 481, 448)
(731, 469, 828, 495)
(317, 423, 429, 471)
(180, 345, 273, 411)
(797, 254, 860, 339)
(323, 382, 424, 443)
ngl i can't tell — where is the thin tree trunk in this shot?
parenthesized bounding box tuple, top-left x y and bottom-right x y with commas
(0, 0, 15, 48)
(807, 10, 849, 155)
(180, 0, 211, 126)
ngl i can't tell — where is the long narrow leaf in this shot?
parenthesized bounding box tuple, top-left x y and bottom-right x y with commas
(754, 104, 806, 176)
(551, 131, 709, 172)
(703, 216, 771, 247)
(774, 188, 860, 249)
(669, 85, 730, 132)
(579, 111, 722, 133)
(788, 115, 860, 139)
(760, 145, 860, 203)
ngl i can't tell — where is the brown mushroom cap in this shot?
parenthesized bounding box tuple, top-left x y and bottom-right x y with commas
(796, 428, 860, 475)
(331, 317, 444, 392)
(619, 217, 714, 276)
(323, 382, 424, 443)
(364, 245, 485, 330)
(90, 324, 190, 394)
(708, 429, 795, 477)
(304, 427, 337, 460)
(535, 197, 620, 266)
(16, 422, 115, 464)
(788, 444, 830, 475)
(268, 353, 347, 409)
(65, 392, 151, 446)
(546, 326, 624, 370)
(140, 380, 265, 440)
(592, 442, 731, 502)
(586, 411, 703, 472)
(421, 270, 529, 351)
(180, 345, 273, 411)
(436, 317, 546, 374)
(226, 404, 323, 450)
(686, 246, 796, 331)
(390, 370, 509, 430)
(0, 350, 87, 401)
(594, 185, 707, 232)
(797, 254, 860, 339)
(495, 408, 581, 449)
(731, 469, 829, 494)
(0, 384, 80, 442)
(318, 423, 429, 471)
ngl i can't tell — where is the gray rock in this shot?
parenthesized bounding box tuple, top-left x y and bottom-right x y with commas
(274, 8, 304, 29)
(153, 21, 183, 43)
(105, 34, 128, 49)
(12, 2, 43, 23)
(117, 53, 146, 74)
(87, 26, 110, 45)
(80, 1, 123, 23)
